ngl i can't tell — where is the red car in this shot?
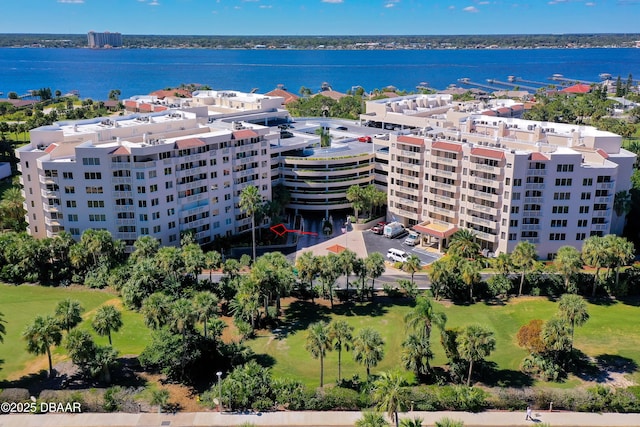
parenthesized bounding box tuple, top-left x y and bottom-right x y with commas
(358, 135, 372, 143)
(370, 221, 387, 234)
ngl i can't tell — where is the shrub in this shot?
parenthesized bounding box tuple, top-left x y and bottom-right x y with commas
(435, 385, 488, 412)
(0, 388, 30, 402)
(434, 417, 464, 427)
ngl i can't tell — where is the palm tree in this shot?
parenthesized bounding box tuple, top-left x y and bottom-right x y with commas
(366, 252, 386, 300)
(296, 251, 319, 301)
(205, 250, 222, 282)
(23, 315, 62, 377)
(305, 321, 332, 387)
(141, 292, 172, 329)
(581, 235, 607, 297)
(553, 246, 583, 292)
(329, 320, 354, 381)
(604, 235, 635, 288)
(151, 388, 170, 414)
(346, 185, 366, 219)
(402, 254, 421, 286)
(492, 252, 512, 276)
(355, 411, 390, 427)
(557, 294, 589, 351)
(54, 298, 84, 333)
(338, 249, 357, 293)
(193, 291, 219, 339)
(353, 327, 385, 377)
(458, 258, 480, 303)
(401, 333, 433, 379)
(239, 184, 263, 263)
(155, 246, 185, 283)
(171, 298, 198, 378)
(511, 241, 538, 296)
(0, 312, 6, 343)
(92, 305, 123, 346)
(0, 187, 26, 229)
(181, 243, 206, 279)
(404, 296, 447, 340)
(613, 190, 632, 217)
(373, 371, 408, 427)
(318, 254, 341, 308)
(456, 324, 496, 386)
(447, 229, 480, 259)
(399, 418, 424, 427)
(130, 235, 159, 262)
(434, 418, 465, 427)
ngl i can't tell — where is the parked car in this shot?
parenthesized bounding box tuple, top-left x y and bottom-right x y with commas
(370, 221, 387, 234)
(358, 135, 372, 143)
(373, 133, 387, 139)
(280, 130, 294, 138)
(336, 126, 348, 131)
(387, 248, 409, 263)
(404, 231, 420, 246)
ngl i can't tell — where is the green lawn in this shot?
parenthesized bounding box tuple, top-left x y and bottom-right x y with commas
(248, 296, 640, 389)
(0, 284, 150, 381)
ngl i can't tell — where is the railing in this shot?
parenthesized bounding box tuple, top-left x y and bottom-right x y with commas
(430, 155, 457, 164)
(472, 190, 500, 203)
(596, 182, 615, 190)
(592, 224, 608, 231)
(113, 191, 133, 198)
(474, 230, 498, 242)
(114, 205, 135, 212)
(116, 219, 136, 226)
(39, 175, 56, 185)
(467, 216, 497, 229)
(43, 204, 60, 213)
(523, 210, 543, 217)
(524, 197, 543, 204)
(111, 177, 132, 185)
(521, 224, 541, 231)
(525, 183, 545, 190)
(40, 189, 59, 199)
(471, 203, 495, 214)
(526, 169, 547, 176)
(133, 161, 156, 169)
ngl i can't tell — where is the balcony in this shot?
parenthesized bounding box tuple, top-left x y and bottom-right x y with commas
(39, 175, 56, 185)
(591, 224, 609, 232)
(430, 155, 457, 165)
(116, 232, 138, 241)
(43, 204, 60, 213)
(114, 205, 135, 212)
(393, 207, 420, 220)
(467, 215, 497, 229)
(431, 168, 459, 180)
(470, 175, 497, 186)
(594, 209, 610, 218)
(474, 230, 499, 243)
(44, 216, 61, 227)
(525, 183, 545, 190)
(431, 181, 457, 192)
(113, 191, 133, 198)
(521, 224, 541, 231)
(522, 210, 543, 217)
(40, 189, 59, 199)
(133, 161, 157, 169)
(596, 196, 613, 204)
(111, 162, 132, 170)
(526, 169, 547, 176)
(596, 182, 615, 190)
(470, 162, 499, 174)
(431, 205, 456, 216)
(472, 190, 500, 204)
(471, 203, 497, 215)
(432, 193, 457, 205)
(524, 197, 543, 204)
(112, 177, 132, 185)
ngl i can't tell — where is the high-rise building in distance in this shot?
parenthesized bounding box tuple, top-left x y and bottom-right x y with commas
(87, 31, 123, 48)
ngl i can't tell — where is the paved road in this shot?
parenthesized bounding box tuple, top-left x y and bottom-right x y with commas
(2, 410, 639, 427)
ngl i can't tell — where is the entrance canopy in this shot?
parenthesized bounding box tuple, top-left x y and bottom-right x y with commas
(414, 221, 458, 239)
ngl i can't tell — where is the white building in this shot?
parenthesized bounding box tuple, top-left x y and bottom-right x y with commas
(381, 109, 635, 258)
(17, 107, 273, 250)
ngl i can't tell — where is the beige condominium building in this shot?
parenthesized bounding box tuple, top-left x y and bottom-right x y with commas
(362, 94, 635, 258)
(16, 90, 285, 251)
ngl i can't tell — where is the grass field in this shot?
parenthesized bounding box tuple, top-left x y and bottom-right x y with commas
(248, 295, 640, 389)
(0, 284, 151, 381)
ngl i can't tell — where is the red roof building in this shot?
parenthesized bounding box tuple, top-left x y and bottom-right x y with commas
(561, 84, 592, 94)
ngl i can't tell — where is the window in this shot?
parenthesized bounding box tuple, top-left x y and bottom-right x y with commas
(67, 214, 78, 222)
(87, 200, 105, 208)
(549, 233, 566, 241)
(512, 192, 521, 200)
(579, 206, 590, 214)
(556, 164, 574, 172)
(69, 227, 80, 235)
(594, 204, 608, 211)
(576, 233, 586, 241)
(583, 178, 593, 186)
(509, 219, 518, 227)
(164, 167, 172, 175)
(64, 186, 75, 194)
(152, 212, 160, 220)
(63, 172, 73, 179)
(89, 214, 106, 222)
(513, 178, 522, 186)
(595, 189, 609, 197)
(578, 219, 588, 227)
(224, 193, 231, 201)
(153, 225, 161, 233)
(597, 176, 611, 183)
(165, 181, 173, 189)
(138, 200, 147, 208)
(166, 195, 174, 203)
(508, 233, 517, 241)
(511, 206, 520, 214)
(137, 186, 146, 194)
(151, 198, 159, 206)
(167, 208, 175, 216)
(84, 172, 102, 180)
(139, 214, 148, 221)
(82, 157, 100, 166)
(136, 172, 145, 180)
(66, 200, 77, 208)
(85, 186, 103, 194)
(168, 221, 176, 229)
(552, 206, 569, 214)
(555, 178, 572, 186)
(169, 234, 177, 242)
(551, 219, 567, 227)
(149, 170, 156, 179)
(581, 192, 591, 200)
(150, 184, 158, 192)
(553, 192, 570, 200)
(140, 228, 149, 235)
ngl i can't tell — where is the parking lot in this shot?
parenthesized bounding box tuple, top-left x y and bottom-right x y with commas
(362, 227, 442, 266)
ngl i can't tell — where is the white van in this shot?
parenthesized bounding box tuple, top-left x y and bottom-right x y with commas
(387, 248, 409, 263)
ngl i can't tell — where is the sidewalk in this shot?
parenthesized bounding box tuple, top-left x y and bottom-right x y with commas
(295, 228, 368, 260)
(2, 410, 639, 427)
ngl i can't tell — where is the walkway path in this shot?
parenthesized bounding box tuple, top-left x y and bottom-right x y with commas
(2, 410, 639, 427)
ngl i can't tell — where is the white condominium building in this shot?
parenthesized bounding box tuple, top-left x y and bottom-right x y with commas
(17, 109, 272, 250)
(385, 113, 635, 258)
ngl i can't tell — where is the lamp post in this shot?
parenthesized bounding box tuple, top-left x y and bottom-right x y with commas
(216, 371, 222, 412)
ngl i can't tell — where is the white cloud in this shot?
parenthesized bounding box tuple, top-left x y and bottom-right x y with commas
(385, 0, 400, 6)
(463, 6, 479, 12)
(448, 5, 455, 9)
(321, 0, 344, 3)
(259, 4, 272, 8)
(57, 0, 84, 3)
(585, 1, 595, 5)
(149, 0, 159, 5)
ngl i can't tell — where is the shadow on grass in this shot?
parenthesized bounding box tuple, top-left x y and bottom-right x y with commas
(619, 296, 640, 307)
(283, 300, 332, 332)
(586, 296, 618, 306)
(251, 353, 276, 369)
(480, 361, 534, 388)
(572, 351, 638, 383)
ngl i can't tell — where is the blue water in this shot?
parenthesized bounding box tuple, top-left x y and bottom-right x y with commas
(1, 47, 639, 100)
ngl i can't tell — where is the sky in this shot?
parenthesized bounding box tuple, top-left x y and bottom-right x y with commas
(1, 0, 640, 36)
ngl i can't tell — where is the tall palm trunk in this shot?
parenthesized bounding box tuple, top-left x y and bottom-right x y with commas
(46, 345, 54, 378)
(337, 348, 342, 381)
(518, 270, 525, 296)
(467, 359, 474, 386)
(251, 216, 256, 262)
(320, 354, 324, 387)
(592, 267, 600, 297)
